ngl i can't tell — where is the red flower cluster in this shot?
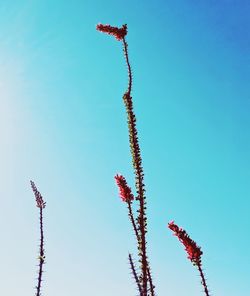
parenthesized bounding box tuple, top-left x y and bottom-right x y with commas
(30, 180, 46, 209)
(114, 174, 134, 202)
(96, 24, 127, 41)
(168, 221, 203, 264)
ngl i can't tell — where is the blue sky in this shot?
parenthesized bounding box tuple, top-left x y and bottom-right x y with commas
(0, 1, 249, 295)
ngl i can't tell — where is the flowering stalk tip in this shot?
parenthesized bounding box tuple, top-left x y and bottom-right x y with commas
(115, 174, 134, 203)
(96, 23, 127, 41)
(168, 221, 202, 265)
(168, 221, 210, 296)
(30, 180, 46, 209)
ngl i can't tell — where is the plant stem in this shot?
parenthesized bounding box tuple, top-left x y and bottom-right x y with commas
(127, 201, 140, 240)
(129, 253, 143, 295)
(36, 207, 45, 296)
(197, 263, 210, 296)
(31, 181, 46, 296)
(128, 201, 155, 296)
(122, 37, 149, 296)
(147, 266, 155, 296)
(122, 38, 132, 94)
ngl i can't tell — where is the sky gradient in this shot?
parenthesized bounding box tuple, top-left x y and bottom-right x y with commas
(0, 1, 249, 295)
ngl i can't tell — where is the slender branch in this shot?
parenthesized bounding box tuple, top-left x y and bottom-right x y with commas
(147, 266, 156, 296)
(128, 201, 155, 296)
(197, 263, 210, 296)
(30, 181, 46, 296)
(36, 207, 45, 296)
(128, 253, 143, 295)
(122, 37, 149, 295)
(127, 200, 140, 240)
(122, 38, 132, 95)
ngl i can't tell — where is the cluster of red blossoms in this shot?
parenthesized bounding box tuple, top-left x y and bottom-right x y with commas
(30, 180, 46, 209)
(114, 174, 134, 202)
(168, 221, 203, 264)
(96, 23, 127, 41)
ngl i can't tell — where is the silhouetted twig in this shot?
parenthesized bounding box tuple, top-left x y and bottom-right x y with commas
(129, 253, 142, 294)
(31, 181, 46, 296)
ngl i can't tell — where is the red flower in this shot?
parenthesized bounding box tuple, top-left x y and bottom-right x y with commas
(168, 221, 203, 265)
(114, 174, 134, 202)
(96, 24, 127, 41)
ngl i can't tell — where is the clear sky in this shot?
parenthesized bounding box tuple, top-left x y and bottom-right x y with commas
(0, 1, 249, 295)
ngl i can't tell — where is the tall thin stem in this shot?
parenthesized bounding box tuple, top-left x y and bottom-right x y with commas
(30, 181, 46, 296)
(96, 24, 155, 295)
(36, 207, 45, 296)
(128, 201, 155, 296)
(122, 37, 148, 295)
(123, 37, 156, 296)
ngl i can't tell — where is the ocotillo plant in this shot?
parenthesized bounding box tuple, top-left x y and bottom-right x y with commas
(168, 221, 210, 296)
(96, 23, 155, 296)
(96, 23, 211, 296)
(30, 181, 46, 296)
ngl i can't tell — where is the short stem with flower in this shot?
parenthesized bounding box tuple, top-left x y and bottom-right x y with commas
(30, 181, 46, 296)
(168, 221, 210, 296)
